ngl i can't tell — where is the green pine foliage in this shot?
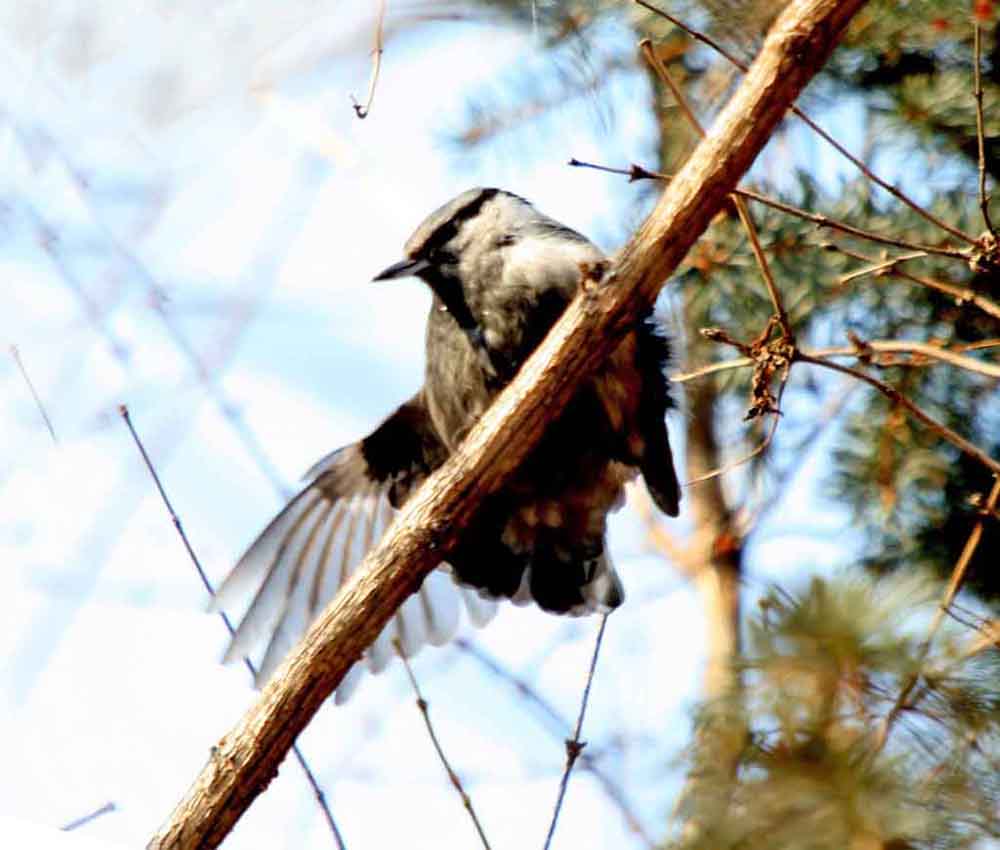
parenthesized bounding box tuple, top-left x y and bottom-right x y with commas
(672, 576, 1000, 850)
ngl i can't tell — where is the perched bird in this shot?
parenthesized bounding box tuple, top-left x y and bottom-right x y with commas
(214, 188, 680, 702)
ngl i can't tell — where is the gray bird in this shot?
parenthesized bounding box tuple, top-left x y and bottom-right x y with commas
(214, 188, 680, 702)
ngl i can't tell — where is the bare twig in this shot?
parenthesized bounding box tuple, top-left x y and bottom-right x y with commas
(835, 251, 928, 286)
(873, 476, 1000, 752)
(394, 640, 492, 850)
(635, 0, 979, 248)
(671, 356, 754, 383)
(973, 23, 996, 236)
(9, 344, 58, 444)
(568, 157, 972, 261)
(794, 355, 1000, 476)
(810, 339, 1000, 379)
(826, 243, 1000, 321)
(147, 5, 871, 845)
(61, 802, 116, 832)
(119, 406, 346, 850)
(454, 637, 656, 848)
(542, 613, 610, 850)
(639, 39, 792, 337)
(350, 0, 386, 119)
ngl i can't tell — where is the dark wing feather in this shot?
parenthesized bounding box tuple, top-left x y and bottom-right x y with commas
(212, 392, 496, 703)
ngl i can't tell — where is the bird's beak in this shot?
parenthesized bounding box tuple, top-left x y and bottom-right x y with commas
(372, 257, 430, 281)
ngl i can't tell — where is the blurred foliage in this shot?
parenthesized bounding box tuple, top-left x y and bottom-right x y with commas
(672, 575, 1000, 850)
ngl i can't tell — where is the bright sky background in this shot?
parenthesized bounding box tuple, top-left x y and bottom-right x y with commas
(1, 3, 860, 849)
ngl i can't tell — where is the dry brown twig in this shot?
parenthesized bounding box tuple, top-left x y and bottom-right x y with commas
(146, 5, 871, 846)
(351, 0, 386, 119)
(824, 243, 1000, 322)
(394, 639, 491, 850)
(119, 406, 347, 850)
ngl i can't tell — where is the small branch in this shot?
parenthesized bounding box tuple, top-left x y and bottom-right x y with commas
(973, 23, 996, 236)
(639, 39, 792, 337)
(568, 157, 972, 261)
(826, 243, 1000, 321)
(350, 0, 386, 119)
(810, 339, 1000, 379)
(835, 251, 927, 286)
(62, 802, 116, 832)
(10, 344, 58, 444)
(635, 0, 978, 248)
(794, 355, 1000, 476)
(119, 406, 347, 850)
(394, 640, 491, 850)
(542, 614, 610, 850)
(873, 476, 1000, 752)
(671, 356, 753, 383)
(454, 637, 656, 849)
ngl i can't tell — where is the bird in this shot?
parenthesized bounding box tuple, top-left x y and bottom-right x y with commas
(213, 187, 680, 702)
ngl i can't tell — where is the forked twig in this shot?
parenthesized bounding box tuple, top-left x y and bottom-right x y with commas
(454, 637, 656, 848)
(542, 613, 610, 850)
(825, 243, 1000, 321)
(10, 344, 58, 444)
(873, 476, 1000, 752)
(394, 639, 492, 850)
(973, 23, 996, 236)
(634, 0, 978, 248)
(351, 0, 387, 119)
(118, 406, 347, 850)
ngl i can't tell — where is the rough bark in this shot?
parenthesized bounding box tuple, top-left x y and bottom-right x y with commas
(148, 2, 869, 847)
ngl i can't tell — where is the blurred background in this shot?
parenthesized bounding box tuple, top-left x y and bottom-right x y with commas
(2, 2, 999, 849)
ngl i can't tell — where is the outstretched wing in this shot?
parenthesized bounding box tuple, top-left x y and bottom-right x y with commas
(212, 392, 497, 703)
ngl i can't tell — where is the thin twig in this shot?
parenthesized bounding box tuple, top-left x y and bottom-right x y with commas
(873, 476, 1000, 752)
(634, 0, 978, 247)
(394, 639, 492, 850)
(542, 613, 610, 850)
(10, 344, 58, 444)
(639, 39, 792, 336)
(836, 251, 928, 286)
(350, 0, 386, 119)
(567, 157, 972, 261)
(810, 339, 1000, 379)
(685, 372, 788, 486)
(671, 356, 754, 383)
(453, 637, 656, 848)
(826, 243, 1000, 321)
(118, 405, 347, 850)
(61, 801, 116, 832)
(973, 23, 996, 236)
(794, 355, 1000, 476)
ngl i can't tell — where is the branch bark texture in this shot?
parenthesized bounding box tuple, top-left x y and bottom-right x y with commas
(148, 2, 868, 846)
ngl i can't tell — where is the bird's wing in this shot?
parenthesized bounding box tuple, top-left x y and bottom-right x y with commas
(211, 392, 497, 703)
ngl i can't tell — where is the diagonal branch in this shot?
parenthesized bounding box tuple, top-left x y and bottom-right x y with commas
(146, 3, 870, 847)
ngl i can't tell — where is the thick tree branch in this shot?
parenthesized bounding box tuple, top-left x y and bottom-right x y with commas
(147, 2, 869, 847)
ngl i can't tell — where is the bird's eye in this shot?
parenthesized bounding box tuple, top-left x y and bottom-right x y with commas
(435, 250, 458, 266)
(496, 234, 516, 247)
